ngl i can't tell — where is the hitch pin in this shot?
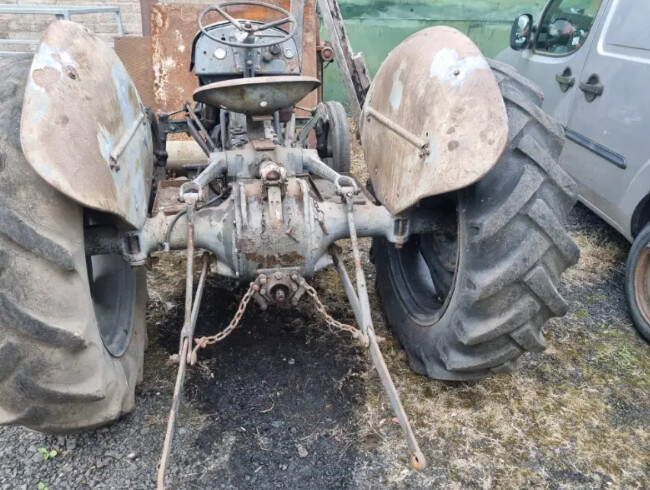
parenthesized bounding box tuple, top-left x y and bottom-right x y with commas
(335, 192, 427, 471)
(157, 191, 210, 490)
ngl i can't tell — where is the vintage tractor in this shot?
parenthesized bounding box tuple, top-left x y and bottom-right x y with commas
(0, 0, 579, 485)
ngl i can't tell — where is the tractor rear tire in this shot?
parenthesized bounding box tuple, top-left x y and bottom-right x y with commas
(372, 61, 580, 380)
(0, 56, 147, 433)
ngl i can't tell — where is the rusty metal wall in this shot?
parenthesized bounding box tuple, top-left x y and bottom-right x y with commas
(114, 36, 155, 106)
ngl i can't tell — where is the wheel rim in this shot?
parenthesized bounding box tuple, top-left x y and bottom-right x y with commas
(386, 197, 459, 326)
(633, 247, 650, 325)
(88, 255, 137, 357)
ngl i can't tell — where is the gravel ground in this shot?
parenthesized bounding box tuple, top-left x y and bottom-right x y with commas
(1, 202, 648, 490)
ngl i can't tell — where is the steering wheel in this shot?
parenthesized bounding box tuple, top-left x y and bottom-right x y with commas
(199, 1, 298, 49)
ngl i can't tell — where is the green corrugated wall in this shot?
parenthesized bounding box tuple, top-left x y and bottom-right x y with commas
(321, 0, 547, 102)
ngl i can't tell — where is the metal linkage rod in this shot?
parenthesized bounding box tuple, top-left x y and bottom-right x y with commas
(337, 191, 427, 471)
(157, 198, 210, 489)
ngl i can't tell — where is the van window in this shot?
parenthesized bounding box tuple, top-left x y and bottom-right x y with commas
(534, 0, 603, 56)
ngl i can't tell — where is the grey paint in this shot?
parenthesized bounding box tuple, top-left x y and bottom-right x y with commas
(497, 0, 650, 242)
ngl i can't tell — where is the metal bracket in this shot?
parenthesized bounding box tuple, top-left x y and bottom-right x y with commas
(366, 106, 430, 159)
(109, 111, 147, 171)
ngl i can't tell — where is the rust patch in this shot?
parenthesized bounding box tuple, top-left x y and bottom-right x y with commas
(244, 251, 304, 269)
(32, 67, 60, 90)
(64, 66, 79, 80)
(114, 36, 155, 107)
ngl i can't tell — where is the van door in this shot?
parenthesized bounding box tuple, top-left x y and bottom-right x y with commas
(515, 0, 606, 126)
(563, 0, 650, 240)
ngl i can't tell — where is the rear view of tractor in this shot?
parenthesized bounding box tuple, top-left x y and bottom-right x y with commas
(0, 0, 579, 483)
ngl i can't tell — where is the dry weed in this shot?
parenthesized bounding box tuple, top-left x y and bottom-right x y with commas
(564, 230, 626, 285)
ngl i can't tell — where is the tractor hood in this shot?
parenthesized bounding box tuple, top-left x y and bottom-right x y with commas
(360, 26, 508, 215)
(20, 21, 153, 229)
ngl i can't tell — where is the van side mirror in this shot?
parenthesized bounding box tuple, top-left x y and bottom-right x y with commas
(510, 14, 533, 51)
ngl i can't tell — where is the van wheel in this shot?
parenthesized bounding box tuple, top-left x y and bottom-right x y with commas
(372, 64, 580, 380)
(0, 56, 147, 433)
(625, 223, 650, 343)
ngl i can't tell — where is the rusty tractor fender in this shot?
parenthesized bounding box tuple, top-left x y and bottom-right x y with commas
(360, 26, 508, 215)
(21, 21, 154, 230)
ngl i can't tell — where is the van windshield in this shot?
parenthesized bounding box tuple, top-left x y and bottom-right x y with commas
(535, 0, 602, 55)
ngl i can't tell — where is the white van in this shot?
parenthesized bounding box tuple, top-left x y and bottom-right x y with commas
(498, 0, 650, 342)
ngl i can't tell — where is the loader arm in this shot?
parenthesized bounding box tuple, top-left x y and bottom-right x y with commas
(317, 0, 371, 124)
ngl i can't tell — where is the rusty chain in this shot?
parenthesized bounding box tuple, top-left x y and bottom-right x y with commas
(301, 280, 368, 345)
(190, 280, 259, 365)
(190, 275, 368, 366)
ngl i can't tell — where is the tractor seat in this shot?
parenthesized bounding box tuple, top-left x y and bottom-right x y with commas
(193, 76, 320, 115)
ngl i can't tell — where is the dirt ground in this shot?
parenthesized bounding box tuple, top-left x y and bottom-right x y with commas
(0, 148, 649, 489)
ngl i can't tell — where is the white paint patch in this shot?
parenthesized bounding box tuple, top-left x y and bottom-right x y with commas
(426, 137, 438, 165)
(111, 62, 138, 129)
(24, 42, 75, 122)
(390, 69, 403, 111)
(97, 124, 115, 164)
(429, 48, 489, 89)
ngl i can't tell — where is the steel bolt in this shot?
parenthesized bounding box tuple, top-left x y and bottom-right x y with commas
(275, 272, 283, 280)
(292, 284, 298, 292)
(291, 273, 298, 281)
(260, 276, 267, 284)
(260, 288, 266, 296)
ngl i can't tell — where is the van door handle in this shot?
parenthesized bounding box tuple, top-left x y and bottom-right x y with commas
(579, 74, 604, 102)
(555, 68, 575, 92)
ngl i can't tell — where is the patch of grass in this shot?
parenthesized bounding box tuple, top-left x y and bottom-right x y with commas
(360, 320, 649, 488)
(564, 230, 626, 285)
